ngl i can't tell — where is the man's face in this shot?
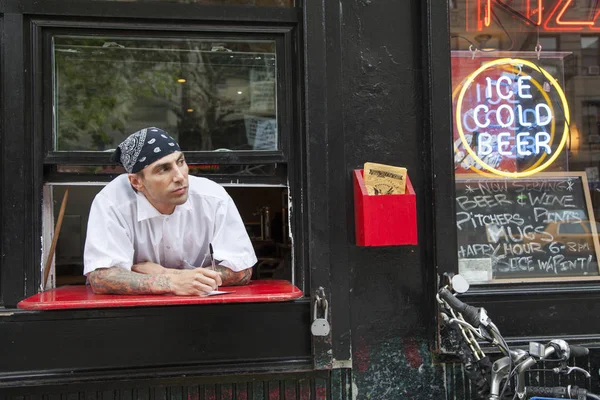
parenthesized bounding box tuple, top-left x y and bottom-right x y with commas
(128, 151, 189, 214)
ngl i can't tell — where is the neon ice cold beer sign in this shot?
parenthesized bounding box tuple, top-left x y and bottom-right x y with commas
(473, 75, 553, 157)
(455, 58, 570, 178)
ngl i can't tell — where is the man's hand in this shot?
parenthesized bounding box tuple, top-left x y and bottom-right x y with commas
(214, 266, 252, 286)
(168, 268, 223, 296)
(131, 260, 251, 287)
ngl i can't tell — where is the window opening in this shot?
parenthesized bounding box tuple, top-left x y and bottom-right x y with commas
(37, 25, 300, 296)
(44, 183, 293, 289)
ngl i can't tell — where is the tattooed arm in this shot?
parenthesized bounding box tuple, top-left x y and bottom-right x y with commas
(88, 266, 221, 295)
(213, 265, 253, 286)
(88, 267, 172, 295)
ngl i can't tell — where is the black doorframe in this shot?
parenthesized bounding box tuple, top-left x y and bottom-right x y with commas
(303, 0, 351, 369)
(1, 11, 34, 306)
(424, 0, 458, 278)
(419, 0, 457, 353)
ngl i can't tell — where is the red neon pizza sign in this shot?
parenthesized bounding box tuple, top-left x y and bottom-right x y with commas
(468, 0, 600, 32)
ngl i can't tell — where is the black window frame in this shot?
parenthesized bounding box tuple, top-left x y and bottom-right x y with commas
(0, 0, 349, 382)
(38, 23, 297, 207)
(41, 25, 293, 167)
(0, 2, 309, 306)
(32, 18, 305, 294)
(0, 16, 4, 307)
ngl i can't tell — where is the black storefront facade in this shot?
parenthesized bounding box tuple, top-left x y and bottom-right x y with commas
(2, 0, 600, 399)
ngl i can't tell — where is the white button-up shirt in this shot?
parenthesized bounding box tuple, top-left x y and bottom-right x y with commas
(83, 174, 257, 275)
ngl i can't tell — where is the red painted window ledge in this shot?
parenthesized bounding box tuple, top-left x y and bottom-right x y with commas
(17, 280, 303, 311)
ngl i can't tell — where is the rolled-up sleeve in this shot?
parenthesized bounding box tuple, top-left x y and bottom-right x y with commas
(83, 195, 134, 275)
(211, 198, 258, 272)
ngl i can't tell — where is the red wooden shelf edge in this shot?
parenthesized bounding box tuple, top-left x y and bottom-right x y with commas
(17, 280, 303, 311)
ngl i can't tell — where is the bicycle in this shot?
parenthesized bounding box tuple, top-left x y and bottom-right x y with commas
(437, 273, 600, 400)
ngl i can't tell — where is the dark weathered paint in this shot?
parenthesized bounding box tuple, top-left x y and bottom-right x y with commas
(0, 0, 450, 397)
(2, 0, 597, 398)
(338, 0, 448, 397)
(0, 371, 340, 400)
(303, 0, 336, 371)
(352, 335, 446, 399)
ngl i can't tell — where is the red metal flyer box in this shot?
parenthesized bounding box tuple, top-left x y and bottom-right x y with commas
(353, 169, 417, 246)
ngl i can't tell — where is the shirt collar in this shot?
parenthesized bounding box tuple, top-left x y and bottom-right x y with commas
(136, 192, 192, 222)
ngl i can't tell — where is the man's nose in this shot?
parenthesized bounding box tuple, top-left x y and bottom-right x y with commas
(172, 165, 185, 181)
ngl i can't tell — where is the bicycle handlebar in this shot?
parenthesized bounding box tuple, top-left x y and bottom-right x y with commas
(439, 287, 591, 359)
(525, 385, 598, 399)
(438, 286, 482, 328)
(570, 344, 590, 358)
(438, 281, 597, 400)
(525, 386, 571, 398)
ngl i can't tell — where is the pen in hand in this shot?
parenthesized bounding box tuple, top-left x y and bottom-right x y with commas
(209, 243, 221, 288)
(209, 243, 216, 271)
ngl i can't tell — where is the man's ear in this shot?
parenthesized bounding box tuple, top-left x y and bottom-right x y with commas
(128, 173, 145, 192)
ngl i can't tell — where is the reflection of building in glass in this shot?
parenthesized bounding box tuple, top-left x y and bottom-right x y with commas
(54, 37, 278, 153)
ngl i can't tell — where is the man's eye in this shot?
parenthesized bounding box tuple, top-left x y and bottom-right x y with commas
(178, 159, 185, 165)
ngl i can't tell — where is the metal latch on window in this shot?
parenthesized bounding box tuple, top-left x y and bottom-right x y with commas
(311, 287, 330, 337)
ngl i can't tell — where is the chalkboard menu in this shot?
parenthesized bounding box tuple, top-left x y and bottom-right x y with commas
(456, 172, 600, 282)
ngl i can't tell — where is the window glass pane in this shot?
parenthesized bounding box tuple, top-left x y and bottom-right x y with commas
(450, 0, 600, 283)
(538, 37, 557, 51)
(53, 36, 278, 152)
(581, 37, 599, 50)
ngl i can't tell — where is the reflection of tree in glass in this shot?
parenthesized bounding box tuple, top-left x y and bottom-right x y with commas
(56, 38, 180, 151)
(55, 37, 276, 152)
(179, 42, 235, 151)
(169, 40, 276, 151)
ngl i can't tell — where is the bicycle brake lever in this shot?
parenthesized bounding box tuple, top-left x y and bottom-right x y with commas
(552, 366, 591, 378)
(479, 327, 494, 342)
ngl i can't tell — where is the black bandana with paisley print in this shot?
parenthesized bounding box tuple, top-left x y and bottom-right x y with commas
(112, 127, 181, 173)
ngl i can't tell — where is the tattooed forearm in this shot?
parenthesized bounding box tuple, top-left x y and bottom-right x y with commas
(88, 267, 173, 295)
(214, 266, 252, 286)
